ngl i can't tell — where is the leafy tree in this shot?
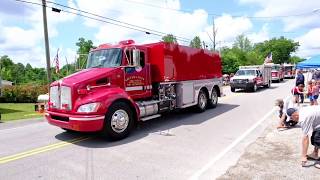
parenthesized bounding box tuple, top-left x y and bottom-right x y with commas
(289, 56, 304, 64)
(254, 36, 299, 64)
(162, 34, 178, 44)
(76, 37, 95, 70)
(190, 36, 202, 48)
(233, 34, 252, 52)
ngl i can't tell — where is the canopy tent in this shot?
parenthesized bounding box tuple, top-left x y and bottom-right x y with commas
(296, 55, 320, 69)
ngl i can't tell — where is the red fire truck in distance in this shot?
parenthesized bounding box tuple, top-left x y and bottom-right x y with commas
(268, 63, 284, 83)
(45, 40, 223, 140)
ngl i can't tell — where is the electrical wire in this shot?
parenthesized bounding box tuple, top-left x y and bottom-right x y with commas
(14, 0, 192, 42)
(120, 0, 319, 19)
(46, 0, 192, 41)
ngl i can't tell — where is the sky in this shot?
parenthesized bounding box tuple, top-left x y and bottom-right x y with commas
(0, 0, 319, 68)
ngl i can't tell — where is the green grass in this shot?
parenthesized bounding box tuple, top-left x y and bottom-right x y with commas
(0, 103, 43, 121)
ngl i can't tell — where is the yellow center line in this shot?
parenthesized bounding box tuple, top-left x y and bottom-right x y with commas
(0, 136, 91, 164)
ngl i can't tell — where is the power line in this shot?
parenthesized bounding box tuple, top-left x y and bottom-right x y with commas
(119, 0, 319, 19)
(46, 0, 192, 42)
(14, 0, 192, 43)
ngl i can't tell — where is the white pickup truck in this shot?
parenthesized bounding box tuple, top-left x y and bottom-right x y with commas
(230, 65, 272, 92)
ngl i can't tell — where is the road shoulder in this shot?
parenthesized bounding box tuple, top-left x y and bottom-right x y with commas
(217, 114, 320, 179)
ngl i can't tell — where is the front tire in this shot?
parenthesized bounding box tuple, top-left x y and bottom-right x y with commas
(252, 83, 257, 92)
(101, 102, 134, 140)
(195, 89, 208, 112)
(231, 87, 235, 92)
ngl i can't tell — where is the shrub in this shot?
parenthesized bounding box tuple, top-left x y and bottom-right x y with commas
(1, 84, 48, 103)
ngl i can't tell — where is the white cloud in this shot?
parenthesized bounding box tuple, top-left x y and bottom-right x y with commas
(76, 0, 209, 45)
(198, 14, 253, 49)
(295, 28, 320, 58)
(239, 0, 320, 31)
(0, 0, 77, 67)
(247, 24, 269, 43)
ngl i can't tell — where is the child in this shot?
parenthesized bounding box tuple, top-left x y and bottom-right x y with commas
(291, 84, 305, 106)
(311, 80, 319, 105)
(307, 81, 313, 105)
(275, 98, 297, 129)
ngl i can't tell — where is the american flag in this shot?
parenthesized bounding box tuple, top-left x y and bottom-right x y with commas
(54, 49, 59, 74)
(264, 52, 272, 64)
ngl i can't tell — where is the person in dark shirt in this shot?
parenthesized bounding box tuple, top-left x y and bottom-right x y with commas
(295, 70, 305, 103)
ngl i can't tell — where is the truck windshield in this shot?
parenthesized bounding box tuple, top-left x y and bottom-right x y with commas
(86, 48, 122, 68)
(235, 70, 256, 76)
(272, 66, 280, 71)
(284, 66, 293, 71)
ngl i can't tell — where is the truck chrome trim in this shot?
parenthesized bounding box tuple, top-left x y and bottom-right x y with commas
(69, 116, 105, 121)
(125, 86, 144, 91)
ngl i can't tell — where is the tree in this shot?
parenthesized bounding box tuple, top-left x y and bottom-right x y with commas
(289, 56, 304, 64)
(254, 36, 299, 64)
(233, 34, 252, 52)
(76, 37, 95, 70)
(162, 34, 178, 44)
(190, 36, 202, 48)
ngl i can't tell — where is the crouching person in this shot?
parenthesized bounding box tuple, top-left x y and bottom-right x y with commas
(287, 107, 320, 168)
(275, 99, 297, 129)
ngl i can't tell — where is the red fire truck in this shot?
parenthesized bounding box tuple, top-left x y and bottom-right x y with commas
(283, 63, 295, 79)
(45, 40, 223, 140)
(268, 63, 284, 82)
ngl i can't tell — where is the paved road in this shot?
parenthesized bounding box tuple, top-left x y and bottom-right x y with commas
(0, 79, 294, 180)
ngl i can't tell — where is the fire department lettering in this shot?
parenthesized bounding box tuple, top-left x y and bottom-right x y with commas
(125, 76, 145, 86)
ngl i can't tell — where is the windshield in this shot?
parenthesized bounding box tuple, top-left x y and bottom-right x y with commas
(272, 66, 280, 71)
(284, 66, 293, 71)
(86, 48, 122, 68)
(235, 70, 256, 76)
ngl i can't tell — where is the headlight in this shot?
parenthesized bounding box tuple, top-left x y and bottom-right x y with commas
(77, 102, 101, 113)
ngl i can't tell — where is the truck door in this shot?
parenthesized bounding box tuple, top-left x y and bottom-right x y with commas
(124, 49, 152, 100)
(256, 70, 263, 85)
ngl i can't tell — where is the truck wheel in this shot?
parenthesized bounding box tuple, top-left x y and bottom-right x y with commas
(252, 84, 257, 92)
(195, 89, 207, 112)
(208, 88, 218, 108)
(101, 102, 134, 140)
(231, 87, 235, 92)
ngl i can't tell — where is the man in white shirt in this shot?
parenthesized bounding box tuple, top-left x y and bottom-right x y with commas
(287, 106, 320, 167)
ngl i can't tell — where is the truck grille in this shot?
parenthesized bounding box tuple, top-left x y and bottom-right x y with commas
(234, 79, 247, 83)
(49, 85, 72, 110)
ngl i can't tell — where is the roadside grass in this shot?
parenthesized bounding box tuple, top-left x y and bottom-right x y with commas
(0, 103, 43, 122)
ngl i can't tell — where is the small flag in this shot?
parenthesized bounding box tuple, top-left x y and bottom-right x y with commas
(264, 52, 272, 64)
(54, 49, 59, 74)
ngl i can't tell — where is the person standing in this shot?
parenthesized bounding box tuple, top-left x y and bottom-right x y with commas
(296, 70, 305, 103)
(287, 107, 320, 167)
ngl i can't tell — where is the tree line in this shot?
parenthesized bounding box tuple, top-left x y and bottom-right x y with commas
(162, 34, 303, 74)
(0, 35, 302, 85)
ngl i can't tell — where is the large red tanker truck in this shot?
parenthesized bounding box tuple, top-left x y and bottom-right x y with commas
(45, 40, 223, 140)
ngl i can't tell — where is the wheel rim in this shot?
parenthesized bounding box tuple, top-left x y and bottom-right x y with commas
(211, 91, 218, 105)
(254, 84, 257, 91)
(199, 93, 207, 109)
(111, 109, 129, 133)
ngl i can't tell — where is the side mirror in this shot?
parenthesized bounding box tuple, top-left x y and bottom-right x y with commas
(132, 49, 140, 67)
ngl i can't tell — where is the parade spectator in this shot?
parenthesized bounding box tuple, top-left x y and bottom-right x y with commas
(296, 70, 305, 103)
(311, 80, 319, 105)
(275, 98, 297, 129)
(307, 81, 313, 105)
(291, 84, 305, 106)
(287, 107, 320, 167)
(296, 70, 305, 86)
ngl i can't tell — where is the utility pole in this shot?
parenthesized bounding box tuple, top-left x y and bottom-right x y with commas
(212, 16, 217, 51)
(42, 0, 51, 83)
